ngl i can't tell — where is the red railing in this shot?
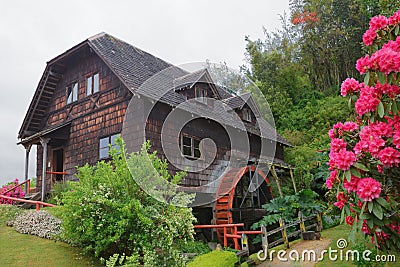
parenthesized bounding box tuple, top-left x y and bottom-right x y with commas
(194, 223, 244, 250)
(0, 195, 55, 211)
(0, 179, 55, 211)
(2, 179, 30, 195)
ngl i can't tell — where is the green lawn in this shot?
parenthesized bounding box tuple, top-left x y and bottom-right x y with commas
(316, 224, 399, 267)
(0, 225, 101, 267)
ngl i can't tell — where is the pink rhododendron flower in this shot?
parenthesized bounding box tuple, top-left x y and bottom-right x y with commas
(356, 55, 371, 74)
(363, 29, 377, 46)
(370, 121, 393, 137)
(345, 215, 355, 226)
(369, 15, 388, 31)
(393, 129, 400, 149)
(334, 192, 348, 209)
(326, 170, 338, 189)
(389, 10, 400, 25)
(330, 138, 348, 152)
(356, 177, 382, 202)
(342, 121, 359, 132)
(377, 147, 400, 167)
(329, 149, 357, 170)
(341, 78, 362, 96)
(355, 86, 381, 116)
(377, 164, 383, 173)
(362, 220, 370, 234)
(343, 175, 360, 193)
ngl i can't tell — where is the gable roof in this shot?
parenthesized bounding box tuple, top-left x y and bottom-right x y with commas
(19, 33, 172, 139)
(19, 32, 291, 147)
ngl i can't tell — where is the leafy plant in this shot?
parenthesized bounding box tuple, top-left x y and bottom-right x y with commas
(0, 204, 22, 225)
(0, 179, 25, 204)
(61, 139, 196, 266)
(326, 10, 400, 251)
(252, 189, 324, 236)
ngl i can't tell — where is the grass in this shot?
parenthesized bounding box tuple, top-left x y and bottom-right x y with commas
(187, 250, 238, 267)
(316, 224, 399, 267)
(0, 225, 101, 267)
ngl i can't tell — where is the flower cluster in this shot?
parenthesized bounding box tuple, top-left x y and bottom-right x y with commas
(356, 177, 382, 202)
(341, 78, 363, 96)
(357, 36, 400, 74)
(334, 192, 348, 209)
(291, 11, 319, 25)
(0, 179, 25, 204)
(328, 121, 358, 138)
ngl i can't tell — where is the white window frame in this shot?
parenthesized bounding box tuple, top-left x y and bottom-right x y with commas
(67, 82, 78, 104)
(87, 73, 99, 96)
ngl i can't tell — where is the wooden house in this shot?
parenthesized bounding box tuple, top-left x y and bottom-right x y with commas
(18, 33, 291, 229)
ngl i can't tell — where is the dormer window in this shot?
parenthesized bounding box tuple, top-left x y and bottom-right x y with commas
(87, 73, 99, 96)
(243, 108, 251, 122)
(195, 86, 207, 104)
(67, 82, 78, 104)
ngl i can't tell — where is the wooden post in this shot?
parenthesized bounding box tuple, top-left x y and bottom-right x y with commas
(223, 226, 227, 247)
(270, 165, 283, 197)
(316, 213, 323, 232)
(261, 225, 268, 253)
(40, 138, 50, 201)
(279, 218, 289, 249)
(24, 144, 32, 194)
(298, 211, 306, 232)
(289, 168, 297, 193)
(233, 225, 239, 250)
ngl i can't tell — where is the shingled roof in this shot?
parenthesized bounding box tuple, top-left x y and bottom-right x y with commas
(19, 32, 290, 147)
(19, 33, 172, 139)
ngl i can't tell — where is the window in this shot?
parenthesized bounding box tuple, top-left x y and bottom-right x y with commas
(87, 73, 99, 96)
(242, 108, 251, 122)
(181, 135, 201, 159)
(195, 86, 207, 104)
(99, 133, 120, 159)
(67, 82, 78, 104)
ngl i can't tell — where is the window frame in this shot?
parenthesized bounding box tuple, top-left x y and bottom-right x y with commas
(195, 86, 207, 104)
(99, 133, 120, 159)
(86, 73, 99, 96)
(181, 134, 202, 159)
(66, 81, 78, 104)
(242, 108, 252, 122)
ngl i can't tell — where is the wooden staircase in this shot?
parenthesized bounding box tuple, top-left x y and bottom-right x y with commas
(18, 192, 42, 209)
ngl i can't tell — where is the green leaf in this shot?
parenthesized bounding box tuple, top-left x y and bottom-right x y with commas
(350, 167, 361, 178)
(392, 100, 399, 115)
(360, 201, 367, 216)
(348, 97, 352, 110)
(368, 201, 374, 213)
(378, 101, 384, 118)
(364, 71, 370, 85)
(344, 170, 351, 181)
(373, 203, 383, 220)
(340, 207, 345, 224)
(395, 25, 400, 35)
(352, 162, 369, 172)
(377, 72, 386, 84)
(375, 197, 389, 209)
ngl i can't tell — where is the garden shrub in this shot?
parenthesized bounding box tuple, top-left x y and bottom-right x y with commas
(61, 140, 196, 266)
(0, 179, 25, 204)
(8, 210, 62, 239)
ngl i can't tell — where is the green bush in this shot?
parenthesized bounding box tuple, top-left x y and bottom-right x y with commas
(187, 250, 237, 267)
(60, 140, 196, 266)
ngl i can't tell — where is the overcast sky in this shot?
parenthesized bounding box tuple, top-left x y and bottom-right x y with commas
(0, 0, 289, 186)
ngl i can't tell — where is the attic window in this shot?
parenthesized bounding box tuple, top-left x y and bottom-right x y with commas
(195, 86, 207, 104)
(87, 73, 99, 96)
(67, 82, 78, 104)
(99, 133, 120, 159)
(181, 135, 201, 159)
(243, 108, 251, 122)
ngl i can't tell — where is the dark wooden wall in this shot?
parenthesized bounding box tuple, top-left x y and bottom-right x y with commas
(36, 49, 131, 191)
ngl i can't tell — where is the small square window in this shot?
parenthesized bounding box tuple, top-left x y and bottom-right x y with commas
(99, 133, 121, 159)
(181, 135, 202, 159)
(195, 86, 207, 104)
